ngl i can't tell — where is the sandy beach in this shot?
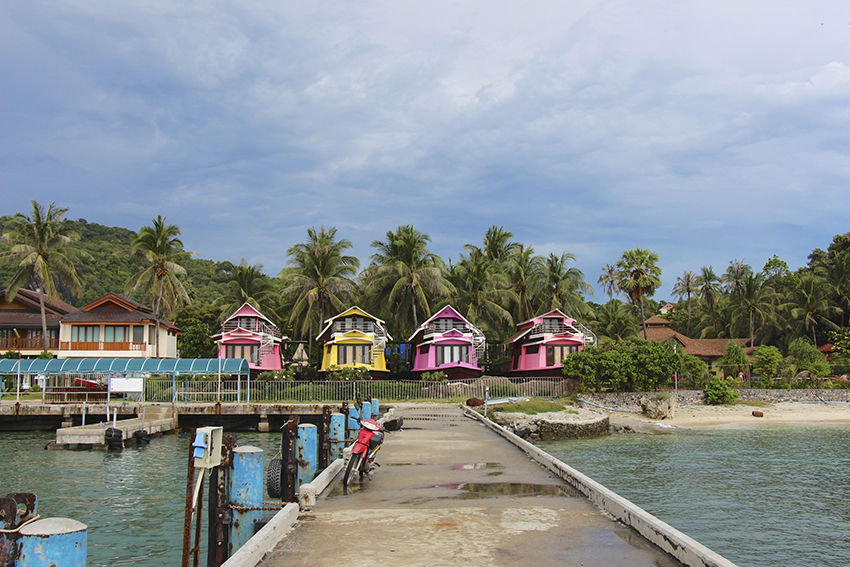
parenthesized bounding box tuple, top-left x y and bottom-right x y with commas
(619, 401, 850, 430)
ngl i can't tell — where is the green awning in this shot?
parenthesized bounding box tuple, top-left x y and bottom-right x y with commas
(0, 358, 250, 375)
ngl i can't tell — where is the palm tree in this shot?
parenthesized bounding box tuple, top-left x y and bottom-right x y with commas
(722, 260, 752, 296)
(616, 248, 662, 339)
(505, 244, 544, 324)
(362, 225, 453, 336)
(672, 270, 699, 335)
(2, 200, 86, 350)
(597, 264, 620, 300)
(733, 272, 777, 346)
(785, 274, 838, 346)
(542, 252, 593, 318)
(448, 249, 514, 336)
(127, 215, 191, 357)
(817, 253, 850, 327)
(697, 266, 722, 331)
(590, 299, 640, 341)
(480, 225, 519, 264)
(216, 258, 278, 320)
(280, 226, 359, 338)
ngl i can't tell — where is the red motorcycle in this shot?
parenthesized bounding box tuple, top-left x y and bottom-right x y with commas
(343, 418, 385, 487)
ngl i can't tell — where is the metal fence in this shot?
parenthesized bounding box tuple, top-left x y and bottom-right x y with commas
(144, 376, 573, 403)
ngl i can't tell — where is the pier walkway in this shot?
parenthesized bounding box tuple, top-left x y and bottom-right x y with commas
(257, 405, 678, 567)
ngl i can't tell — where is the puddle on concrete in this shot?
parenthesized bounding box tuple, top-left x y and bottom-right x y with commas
(486, 471, 503, 477)
(449, 462, 503, 470)
(434, 482, 573, 499)
(384, 462, 424, 467)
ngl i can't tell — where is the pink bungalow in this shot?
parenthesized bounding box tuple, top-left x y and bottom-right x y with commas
(408, 305, 485, 380)
(213, 303, 288, 373)
(504, 310, 597, 376)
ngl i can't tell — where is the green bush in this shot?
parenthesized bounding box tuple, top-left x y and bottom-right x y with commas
(325, 365, 372, 381)
(704, 378, 740, 405)
(421, 371, 447, 382)
(257, 368, 295, 381)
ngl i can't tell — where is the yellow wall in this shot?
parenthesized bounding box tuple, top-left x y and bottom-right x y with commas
(320, 337, 389, 373)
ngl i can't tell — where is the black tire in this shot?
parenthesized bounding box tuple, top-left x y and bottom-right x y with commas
(343, 453, 363, 487)
(267, 458, 283, 499)
(105, 427, 123, 450)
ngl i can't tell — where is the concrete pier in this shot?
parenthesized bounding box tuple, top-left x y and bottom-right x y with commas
(255, 405, 685, 567)
(49, 406, 177, 449)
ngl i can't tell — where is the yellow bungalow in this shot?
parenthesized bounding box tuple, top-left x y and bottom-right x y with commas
(316, 307, 392, 375)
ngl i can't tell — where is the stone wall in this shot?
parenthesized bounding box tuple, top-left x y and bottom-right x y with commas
(580, 389, 850, 411)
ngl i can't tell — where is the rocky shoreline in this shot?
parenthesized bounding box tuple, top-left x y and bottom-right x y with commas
(491, 407, 610, 441)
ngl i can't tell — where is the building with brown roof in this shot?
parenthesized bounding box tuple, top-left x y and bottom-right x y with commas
(644, 316, 751, 376)
(0, 288, 78, 357)
(58, 293, 180, 359)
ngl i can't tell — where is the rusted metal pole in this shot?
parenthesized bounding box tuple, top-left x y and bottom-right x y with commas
(182, 429, 197, 567)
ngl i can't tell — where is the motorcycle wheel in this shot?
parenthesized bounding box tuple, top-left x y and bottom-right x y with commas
(343, 453, 363, 487)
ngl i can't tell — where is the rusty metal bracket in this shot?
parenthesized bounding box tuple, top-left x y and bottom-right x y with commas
(319, 405, 332, 469)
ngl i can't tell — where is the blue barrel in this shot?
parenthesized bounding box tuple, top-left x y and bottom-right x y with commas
(371, 398, 379, 417)
(296, 424, 318, 487)
(329, 413, 345, 461)
(18, 518, 87, 567)
(229, 446, 263, 554)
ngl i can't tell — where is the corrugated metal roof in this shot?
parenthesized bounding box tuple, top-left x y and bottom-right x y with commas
(0, 358, 249, 375)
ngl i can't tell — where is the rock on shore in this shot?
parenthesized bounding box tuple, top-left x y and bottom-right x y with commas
(492, 407, 609, 441)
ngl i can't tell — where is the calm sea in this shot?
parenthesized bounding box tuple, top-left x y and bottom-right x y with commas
(538, 425, 850, 567)
(0, 431, 282, 567)
(2, 426, 848, 566)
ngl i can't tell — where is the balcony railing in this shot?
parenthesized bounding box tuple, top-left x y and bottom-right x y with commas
(60, 341, 147, 351)
(221, 320, 282, 338)
(332, 321, 376, 333)
(0, 337, 59, 350)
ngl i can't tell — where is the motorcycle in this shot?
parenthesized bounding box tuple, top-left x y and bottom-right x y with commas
(343, 418, 385, 487)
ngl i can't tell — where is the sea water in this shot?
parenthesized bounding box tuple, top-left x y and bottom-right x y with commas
(538, 425, 850, 567)
(0, 431, 282, 567)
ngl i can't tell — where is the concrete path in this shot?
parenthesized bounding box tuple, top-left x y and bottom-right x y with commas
(257, 406, 679, 567)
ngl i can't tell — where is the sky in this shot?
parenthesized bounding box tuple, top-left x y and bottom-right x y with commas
(2, 0, 850, 302)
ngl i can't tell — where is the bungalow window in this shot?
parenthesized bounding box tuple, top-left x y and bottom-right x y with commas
(546, 345, 579, 366)
(238, 317, 257, 330)
(542, 318, 563, 333)
(133, 326, 144, 343)
(435, 345, 468, 365)
(226, 344, 258, 360)
(338, 345, 370, 365)
(525, 344, 539, 355)
(71, 325, 99, 343)
(104, 326, 129, 343)
(419, 345, 430, 354)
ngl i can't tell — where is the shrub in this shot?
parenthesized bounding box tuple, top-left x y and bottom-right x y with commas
(704, 378, 740, 405)
(421, 371, 447, 382)
(257, 368, 295, 381)
(325, 365, 372, 381)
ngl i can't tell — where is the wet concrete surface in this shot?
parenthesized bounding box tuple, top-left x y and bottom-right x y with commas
(257, 406, 681, 567)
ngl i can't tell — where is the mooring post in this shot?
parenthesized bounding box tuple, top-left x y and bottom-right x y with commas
(295, 424, 318, 489)
(329, 413, 345, 461)
(347, 405, 360, 443)
(371, 398, 379, 417)
(361, 398, 372, 421)
(229, 446, 263, 555)
(18, 518, 87, 567)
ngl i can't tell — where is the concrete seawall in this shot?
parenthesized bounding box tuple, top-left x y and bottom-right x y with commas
(463, 405, 738, 567)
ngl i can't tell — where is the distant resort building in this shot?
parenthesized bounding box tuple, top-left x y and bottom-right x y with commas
(644, 316, 752, 375)
(504, 309, 597, 376)
(58, 293, 180, 359)
(316, 307, 391, 375)
(213, 302, 288, 373)
(408, 305, 485, 380)
(0, 288, 78, 358)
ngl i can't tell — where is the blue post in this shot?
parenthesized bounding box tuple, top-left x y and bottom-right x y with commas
(329, 413, 345, 461)
(296, 424, 318, 488)
(18, 518, 87, 567)
(371, 398, 379, 417)
(361, 401, 372, 421)
(229, 446, 263, 555)
(348, 405, 360, 430)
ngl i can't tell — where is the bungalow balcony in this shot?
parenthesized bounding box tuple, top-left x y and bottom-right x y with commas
(60, 341, 147, 352)
(221, 319, 282, 338)
(527, 321, 597, 346)
(0, 337, 59, 351)
(331, 320, 378, 334)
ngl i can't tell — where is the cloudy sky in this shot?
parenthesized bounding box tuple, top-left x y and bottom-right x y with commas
(2, 0, 849, 300)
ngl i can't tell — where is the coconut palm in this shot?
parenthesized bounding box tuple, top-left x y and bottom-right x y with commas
(215, 258, 279, 321)
(280, 227, 359, 338)
(127, 215, 191, 357)
(785, 274, 838, 346)
(362, 225, 453, 337)
(448, 249, 514, 336)
(696, 266, 722, 332)
(542, 252, 593, 319)
(590, 299, 640, 341)
(672, 270, 699, 335)
(733, 272, 777, 346)
(616, 248, 662, 339)
(597, 264, 620, 300)
(722, 260, 753, 296)
(480, 225, 519, 264)
(2, 200, 86, 350)
(817, 253, 850, 327)
(505, 244, 544, 324)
